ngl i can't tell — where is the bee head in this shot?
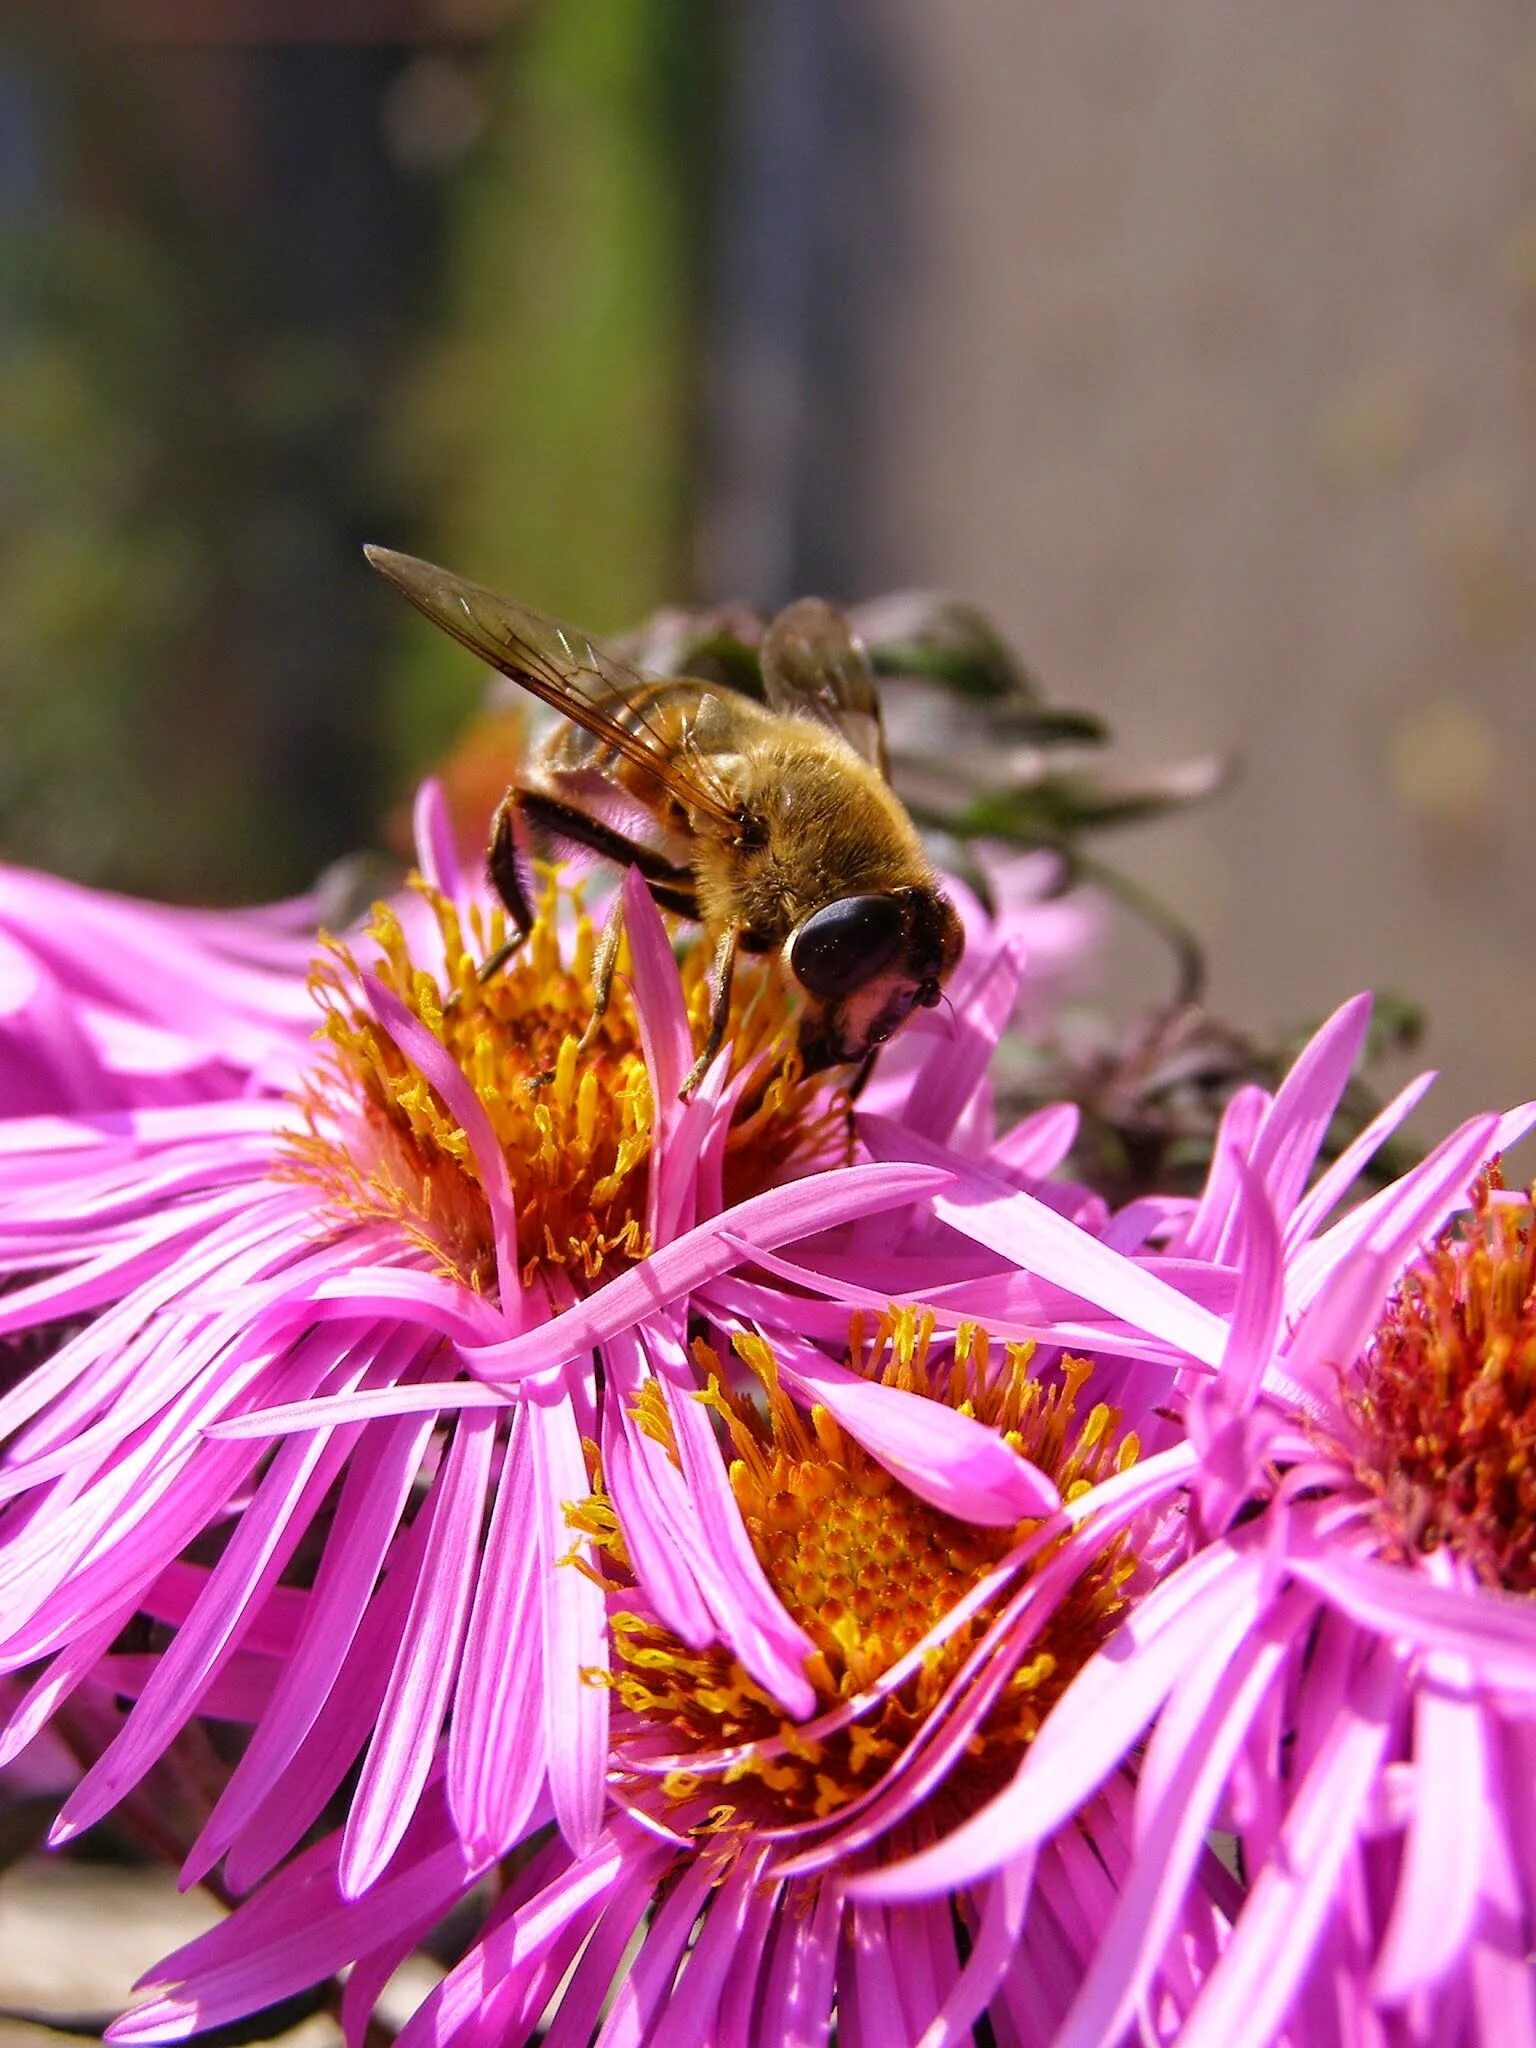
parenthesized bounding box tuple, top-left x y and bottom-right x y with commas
(789, 886, 964, 1073)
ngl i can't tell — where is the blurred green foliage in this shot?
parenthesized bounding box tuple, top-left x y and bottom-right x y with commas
(383, 0, 707, 784)
(0, 205, 210, 891)
(0, 1, 706, 899)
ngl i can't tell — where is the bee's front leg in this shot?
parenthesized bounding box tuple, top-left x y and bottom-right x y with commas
(479, 790, 539, 984)
(575, 892, 627, 1056)
(680, 924, 742, 1100)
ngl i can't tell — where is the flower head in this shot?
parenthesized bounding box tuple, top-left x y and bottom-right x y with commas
(858, 995, 1536, 2048)
(112, 1313, 1235, 2048)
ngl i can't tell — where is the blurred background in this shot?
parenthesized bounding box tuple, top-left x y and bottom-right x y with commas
(2, 0, 1534, 1130)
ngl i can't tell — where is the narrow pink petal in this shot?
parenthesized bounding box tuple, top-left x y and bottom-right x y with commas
(1285, 1068, 1438, 1251)
(541, 1862, 659, 2048)
(393, 1838, 626, 2048)
(621, 866, 690, 1119)
(597, 1854, 719, 2047)
(856, 1541, 1266, 1898)
(755, 1870, 842, 2048)
(448, 1410, 548, 1861)
(461, 1160, 954, 1383)
(1289, 1542, 1536, 1690)
(1288, 1113, 1500, 1318)
(769, 1329, 1058, 1524)
(1179, 1084, 1268, 1260)
(597, 1329, 713, 1646)
(206, 1376, 509, 1438)
(1205, 1152, 1285, 1415)
(1469, 1777, 1536, 2048)
(361, 976, 521, 1315)
(916, 1852, 1034, 2048)
(222, 1505, 436, 1891)
(110, 1828, 473, 2043)
(532, 1394, 609, 1856)
(902, 935, 1025, 1145)
(340, 1411, 497, 1896)
(1178, 1646, 1404, 2048)
(1247, 993, 1372, 1226)
(1052, 1588, 1309, 2048)
(0, 1606, 132, 1766)
(52, 1414, 357, 1841)
(1372, 1662, 1489, 2001)
(216, 1166, 956, 1440)
(989, 1101, 1081, 1182)
(862, 1117, 1227, 1365)
(1283, 1117, 1502, 1403)
(657, 1330, 817, 1716)
(844, 1901, 910, 2046)
(187, 1401, 437, 1883)
(713, 1876, 785, 2044)
(412, 779, 464, 902)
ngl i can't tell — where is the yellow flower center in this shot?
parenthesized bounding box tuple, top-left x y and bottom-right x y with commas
(286, 875, 840, 1292)
(580, 1312, 1141, 1828)
(1349, 1168, 1536, 1594)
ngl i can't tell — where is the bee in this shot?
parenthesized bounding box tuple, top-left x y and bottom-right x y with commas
(365, 547, 964, 1098)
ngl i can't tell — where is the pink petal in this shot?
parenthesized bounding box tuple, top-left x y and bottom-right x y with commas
(340, 1411, 497, 1896)
(606, 1855, 732, 2045)
(186, 1404, 437, 1883)
(531, 1395, 609, 1855)
(620, 867, 690, 1122)
(1372, 1659, 1489, 2002)
(768, 1328, 1059, 1524)
(1247, 993, 1372, 1227)
(988, 1101, 1081, 1183)
(1284, 1068, 1438, 1251)
(448, 1410, 548, 1861)
(1178, 1645, 1404, 2048)
(862, 1117, 1227, 1366)
(1290, 1544, 1536, 1693)
(901, 935, 1025, 1146)
(361, 976, 521, 1317)
(460, 1160, 955, 1383)
(856, 1541, 1266, 1898)
(412, 779, 464, 902)
(1053, 1587, 1310, 2048)
(52, 1411, 358, 1842)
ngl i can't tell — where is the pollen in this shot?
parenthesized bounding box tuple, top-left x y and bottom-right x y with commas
(286, 874, 837, 1292)
(578, 1311, 1141, 1830)
(1348, 1166, 1536, 1594)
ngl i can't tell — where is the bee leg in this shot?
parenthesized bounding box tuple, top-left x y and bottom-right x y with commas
(575, 892, 627, 1056)
(680, 925, 742, 1100)
(845, 1048, 880, 1101)
(481, 791, 538, 981)
(513, 789, 695, 895)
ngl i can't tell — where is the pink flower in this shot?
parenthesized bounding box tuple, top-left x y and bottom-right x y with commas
(856, 996, 1536, 2048)
(112, 1311, 1236, 2048)
(0, 781, 1089, 1908)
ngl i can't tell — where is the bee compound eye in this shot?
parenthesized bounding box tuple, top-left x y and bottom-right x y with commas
(789, 894, 906, 1001)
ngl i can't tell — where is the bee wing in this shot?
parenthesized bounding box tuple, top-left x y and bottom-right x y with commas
(365, 548, 741, 829)
(758, 596, 890, 779)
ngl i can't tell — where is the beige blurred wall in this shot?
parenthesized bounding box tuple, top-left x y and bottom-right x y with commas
(832, 3, 1536, 1128)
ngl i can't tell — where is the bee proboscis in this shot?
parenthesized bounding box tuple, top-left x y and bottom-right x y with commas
(365, 547, 964, 1098)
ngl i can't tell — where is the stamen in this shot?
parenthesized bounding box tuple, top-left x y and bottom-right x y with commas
(1349, 1167, 1536, 1593)
(576, 1312, 1141, 1831)
(285, 873, 840, 1292)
